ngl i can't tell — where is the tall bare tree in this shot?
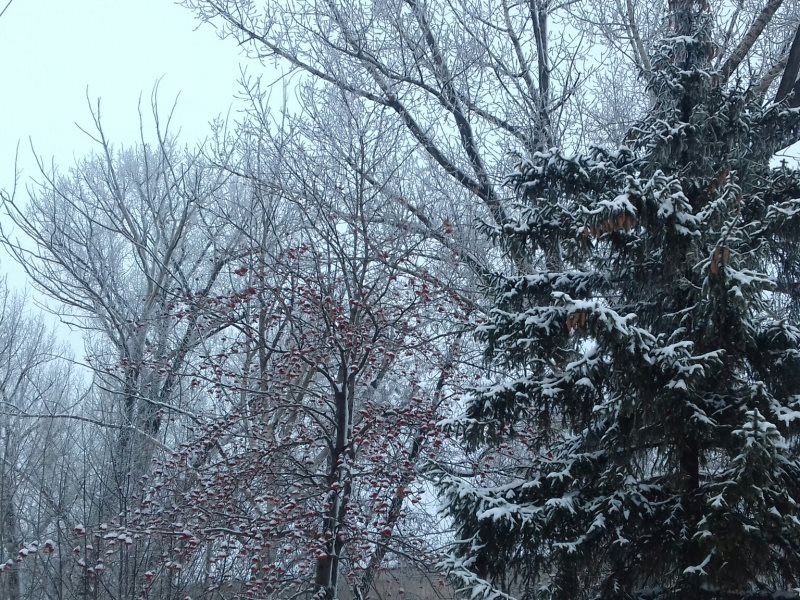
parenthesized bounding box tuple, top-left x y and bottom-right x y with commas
(0, 285, 76, 600)
(181, 0, 585, 262)
(0, 98, 247, 599)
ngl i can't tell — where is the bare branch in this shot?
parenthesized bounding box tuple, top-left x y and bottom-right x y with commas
(775, 24, 800, 102)
(719, 0, 785, 83)
(0, 0, 15, 20)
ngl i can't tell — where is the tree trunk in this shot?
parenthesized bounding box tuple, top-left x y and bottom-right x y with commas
(0, 471, 21, 600)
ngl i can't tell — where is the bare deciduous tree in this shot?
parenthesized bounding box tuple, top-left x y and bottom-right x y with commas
(0, 98, 246, 599)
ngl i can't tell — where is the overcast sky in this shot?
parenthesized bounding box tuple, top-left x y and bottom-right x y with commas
(0, 0, 257, 296)
(0, 0, 249, 178)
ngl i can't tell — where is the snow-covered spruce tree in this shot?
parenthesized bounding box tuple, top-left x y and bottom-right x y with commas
(443, 3, 800, 600)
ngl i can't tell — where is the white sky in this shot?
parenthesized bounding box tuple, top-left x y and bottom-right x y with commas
(0, 0, 254, 291)
(0, 0, 264, 358)
(0, 0, 247, 167)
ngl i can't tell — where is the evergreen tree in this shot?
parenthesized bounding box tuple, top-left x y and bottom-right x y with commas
(444, 2, 800, 599)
